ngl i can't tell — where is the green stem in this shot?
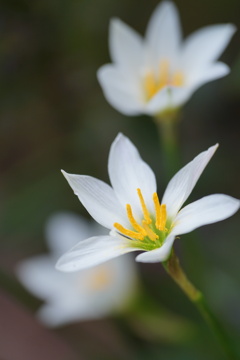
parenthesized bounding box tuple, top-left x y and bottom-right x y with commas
(154, 109, 181, 179)
(163, 251, 238, 360)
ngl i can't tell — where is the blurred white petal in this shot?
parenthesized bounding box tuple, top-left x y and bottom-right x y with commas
(97, 65, 144, 115)
(182, 24, 236, 79)
(109, 18, 144, 73)
(46, 212, 93, 255)
(146, 1, 181, 65)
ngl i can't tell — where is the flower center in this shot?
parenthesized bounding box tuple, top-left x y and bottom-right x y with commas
(144, 60, 184, 100)
(114, 188, 169, 250)
(86, 264, 114, 291)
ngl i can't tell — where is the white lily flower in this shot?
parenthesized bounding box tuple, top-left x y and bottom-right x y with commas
(97, 1, 236, 116)
(57, 134, 239, 271)
(17, 212, 138, 327)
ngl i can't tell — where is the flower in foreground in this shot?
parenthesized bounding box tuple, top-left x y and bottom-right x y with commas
(97, 1, 236, 116)
(17, 212, 138, 326)
(56, 134, 239, 272)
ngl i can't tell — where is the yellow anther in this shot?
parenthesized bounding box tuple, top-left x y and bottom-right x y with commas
(126, 204, 147, 236)
(153, 192, 161, 229)
(142, 220, 159, 241)
(159, 204, 167, 231)
(145, 71, 157, 99)
(114, 222, 144, 241)
(144, 60, 184, 100)
(172, 71, 184, 87)
(137, 188, 152, 224)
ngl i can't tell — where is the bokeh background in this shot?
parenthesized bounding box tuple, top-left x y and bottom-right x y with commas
(0, 0, 240, 359)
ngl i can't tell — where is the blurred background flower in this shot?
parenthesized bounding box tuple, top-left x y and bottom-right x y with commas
(17, 212, 138, 326)
(97, 1, 235, 117)
(0, 0, 240, 359)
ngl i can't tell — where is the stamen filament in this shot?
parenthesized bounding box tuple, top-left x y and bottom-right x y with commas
(137, 188, 152, 224)
(172, 71, 184, 87)
(159, 204, 167, 231)
(113, 222, 144, 241)
(142, 220, 159, 241)
(144, 60, 184, 101)
(153, 192, 161, 229)
(126, 204, 147, 236)
(145, 72, 157, 99)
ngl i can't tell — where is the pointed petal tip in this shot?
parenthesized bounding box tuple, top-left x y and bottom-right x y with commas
(206, 143, 219, 158)
(55, 257, 70, 273)
(111, 132, 126, 147)
(225, 23, 237, 35)
(154, 0, 176, 12)
(55, 250, 81, 273)
(61, 169, 72, 183)
(110, 17, 122, 28)
(210, 143, 219, 151)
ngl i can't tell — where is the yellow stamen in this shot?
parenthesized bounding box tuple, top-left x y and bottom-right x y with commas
(172, 71, 184, 87)
(114, 222, 144, 240)
(137, 188, 152, 224)
(159, 204, 167, 231)
(144, 60, 184, 100)
(142, 220, 159, 241)
(126, 204, 147, 236)
(153, 192, 161, 229)
(145, 71, 157, 99)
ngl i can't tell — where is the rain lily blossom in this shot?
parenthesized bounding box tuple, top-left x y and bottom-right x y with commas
(97, 1, 236, 116)
(17, 212, 138, 326)
(56, 134, 239, 272)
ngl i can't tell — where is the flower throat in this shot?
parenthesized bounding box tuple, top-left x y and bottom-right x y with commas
(144, 60, 184, 100)
(114, 188, 169, 248)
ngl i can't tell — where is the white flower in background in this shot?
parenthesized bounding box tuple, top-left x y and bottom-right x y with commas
(17, 213, 138, 327)
(97, 1, 236, 116)
(57, 134, 239, 271)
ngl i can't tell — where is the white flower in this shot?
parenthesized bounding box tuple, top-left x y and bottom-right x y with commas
(17, 212, 138, 327)
(97, 1, 236, 116)
(57, 134, 239, 271)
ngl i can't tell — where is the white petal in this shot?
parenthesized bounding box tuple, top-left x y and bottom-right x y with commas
(97, 64, 144, 116)
(56, 235, 137, 272)
(62, 171, 127, 229)
(109, 18, 144, 73)
(187, 62, 230, 89)
(42, 254, 138, 326)
(162, 144, 218, 219)
(146, 1, 182, 66)
(182, 24, 236, 77)
(45, 212, 93, 255)
(37, 304, 77, 327)
(136, 235, 175, 263)
(108, 133, 157, 220)
(171, 194, 240, 235)
(17, 256, 63, 300)
(145, 85, 192, 114)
